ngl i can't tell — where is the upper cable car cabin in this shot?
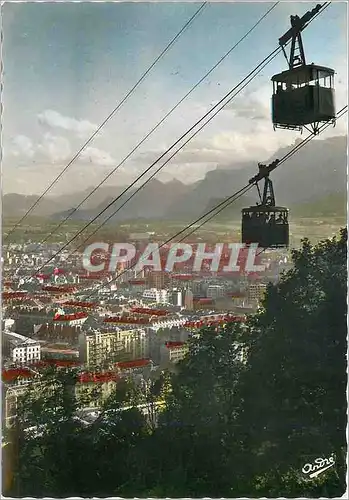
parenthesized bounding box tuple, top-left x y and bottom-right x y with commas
(272, 64, 335, 133)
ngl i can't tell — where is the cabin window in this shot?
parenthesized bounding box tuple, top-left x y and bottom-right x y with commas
(321, 74, 333, 89)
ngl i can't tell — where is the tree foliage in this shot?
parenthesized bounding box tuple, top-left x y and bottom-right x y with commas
(236, 229, 347, 485)
(4, 229, 347, 497)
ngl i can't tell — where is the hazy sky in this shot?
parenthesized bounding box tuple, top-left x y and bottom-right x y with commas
(2, 1, 347, 195)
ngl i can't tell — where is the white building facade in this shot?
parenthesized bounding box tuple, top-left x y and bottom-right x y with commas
(206, 285, 225, 299)
(142, 288, 168, 304)
(3, 331, 41, 365)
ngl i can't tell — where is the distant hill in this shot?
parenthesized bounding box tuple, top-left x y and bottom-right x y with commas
(2, 193, 65, 218)
(3, 135, 347, 222)
(51, 179, 192, 222)
(208, 191, 347, 221)
(173, 135, 347, 220)
(202, 193, 256, 220)
(290, 191, 347, 218)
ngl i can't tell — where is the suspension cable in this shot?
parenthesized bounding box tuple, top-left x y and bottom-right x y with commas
(33, 2, 280, 249)
(81, 105, 347, 299)
(4, 2, 208, 242)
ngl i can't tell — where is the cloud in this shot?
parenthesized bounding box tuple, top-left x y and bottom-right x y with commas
(2, 162, 115, 196)
(34, 109, 116, 166)
(80, 146, 116, 166)
(227, 96, 270, 121)
(137, 146, 227, 165)
(11, 135, 35, 158)
(136, 116, 298, 172)
(209, 129, 282, 160)
(222, 84, 271, 121)
(37, 133, 72, 163)
(8, 129, 116, 168)
(158, 162, 215, 184)
(37, 109, 98, 138)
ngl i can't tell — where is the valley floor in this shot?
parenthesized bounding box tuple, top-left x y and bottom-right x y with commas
(2, 216, 346, 247)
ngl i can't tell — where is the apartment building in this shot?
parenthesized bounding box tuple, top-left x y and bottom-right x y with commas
(79, 328, 149, 367)
(149, 316, 188, 332)
(3, 375, 42, 428)
(142, 288, 168, 304)
(184, 289, 194, 310)
(248, 283, 268, 302)
(169, 289, 184, 307)
(4, 384, 29, 428)
(149, 326, 189, 365)
(160, 341, 189, 365)
(3, 331, 41, 365)
(206, 284, 225, 300)
(75, 379, 119, 408)
(147, 271, 170, 290)
(34, 323, 84, 345)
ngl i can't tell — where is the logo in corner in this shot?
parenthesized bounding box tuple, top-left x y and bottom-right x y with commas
(302, 454, 335, 479)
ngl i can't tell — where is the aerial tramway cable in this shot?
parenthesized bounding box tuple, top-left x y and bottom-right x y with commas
(20, 2, 331, 280)
(30, 47, 283, 277)
(81, 104, 347, 300)
(62, 48, 283, 257)
(4, 2, 207, 242)
(8, 2, 328, 261)
(28, 50, 284, 271)
(200, 105, 347, 227)
(33, 2, 280, 249)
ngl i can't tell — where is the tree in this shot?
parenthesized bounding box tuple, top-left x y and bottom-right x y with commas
(6, 229, 347, 498)
(149, 324, 246, 497)
(8, 367, 148, 497)
(234, 228, 347, 496)
(144, 229, 347, 497)
(9, 366, 83, 496)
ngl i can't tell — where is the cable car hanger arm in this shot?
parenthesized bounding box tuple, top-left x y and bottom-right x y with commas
(278, 3, 327, 68)
(278, 3, 323, 47)
(248, 159, 280, 184)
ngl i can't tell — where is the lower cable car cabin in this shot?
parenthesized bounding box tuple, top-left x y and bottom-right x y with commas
(272, 64, 335, 133)
(242, 206, 289, 249)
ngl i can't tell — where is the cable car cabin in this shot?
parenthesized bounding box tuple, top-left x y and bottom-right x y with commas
(272, 64, 335, 132)
(242, 206, 289, 249)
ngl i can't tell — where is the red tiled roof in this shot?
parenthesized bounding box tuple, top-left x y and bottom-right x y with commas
(165, 341, 186, 349)
(117, 359, 150, 369)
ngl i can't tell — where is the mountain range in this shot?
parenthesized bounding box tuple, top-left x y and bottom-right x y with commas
(3, 135, 347, 222)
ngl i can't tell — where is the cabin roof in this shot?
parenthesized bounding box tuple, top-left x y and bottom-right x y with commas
(242, 206, 288, 213)
(271, 64, 334, 84)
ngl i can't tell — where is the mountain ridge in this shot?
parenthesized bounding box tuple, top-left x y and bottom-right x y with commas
(3, 135, 347, 221)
